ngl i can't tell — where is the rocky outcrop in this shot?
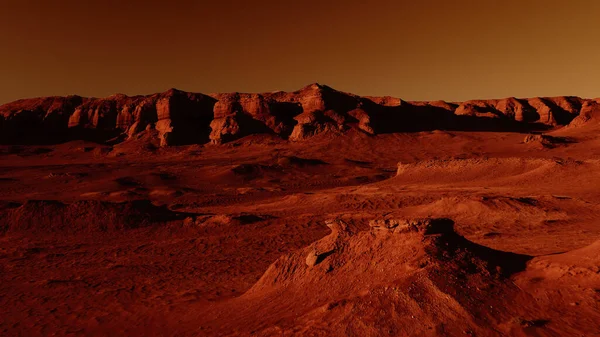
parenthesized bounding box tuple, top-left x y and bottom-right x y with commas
(209, 93, 292, 144)
(455, 100, 503, 119)
(567, 99, 600, 128)
(153, 89, 215, 146)
(0, 84, 595, 145)
(347, 108, 374, 134)
(124, 99, 157, 138)
(53, 89, 215, 145)
(235, 218, 531, 335)
(209, 84, 364, 142)
(495, 97, 534, 122)
(453, 96, 584, 126)
(525, 96, 582, 125)
(288, 110, 341, 141)
(522, 134, 572, 148)
(454, 98, 535, 121)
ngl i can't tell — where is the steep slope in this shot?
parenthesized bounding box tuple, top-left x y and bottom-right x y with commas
(67, 89, 216, 146)
(0, 96, 87, 143)
(565, 99, 600, 129)
(209, 92, 301, 143)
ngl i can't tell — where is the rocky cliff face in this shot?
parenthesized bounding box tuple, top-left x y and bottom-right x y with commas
(0, 84, 594, 145)
(63, 89, 216, 146)
(567, 99, 600, 128)
(208, 92, 300, 144)
(0, 96, 87, 143)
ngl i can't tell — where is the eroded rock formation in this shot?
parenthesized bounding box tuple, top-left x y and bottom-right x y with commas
(0, 84, 595, 145)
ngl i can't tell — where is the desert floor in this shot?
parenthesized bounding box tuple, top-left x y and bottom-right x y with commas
(2, 128, 600, 336)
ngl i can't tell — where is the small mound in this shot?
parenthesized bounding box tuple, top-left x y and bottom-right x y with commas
(394, 158, 559, 186)
(522, 134, 573, 148)
(231, 163, 270, 175)
(114, 176, 142, 187)
(276, 156, 327, 167)
(2, 200, 186, 234)
(227, 163, 281, 181)
(149, 189, 183, 198)
(107, 129, 162, 157)
(150, 171, 177, 181)
(250, 218, 528, 292)
(526, 239, 600, 282)
(107, 190, 144, 199)
(344, 158, 372, 167)
(0, 146, 54, 156)
(183, 213, 273, 227)
(205, 218, 531, 335)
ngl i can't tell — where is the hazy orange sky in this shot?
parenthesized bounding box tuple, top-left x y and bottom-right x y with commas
(1, 0, 599, 103)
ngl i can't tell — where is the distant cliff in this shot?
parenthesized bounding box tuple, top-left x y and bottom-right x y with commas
(0, 83, 594, 145)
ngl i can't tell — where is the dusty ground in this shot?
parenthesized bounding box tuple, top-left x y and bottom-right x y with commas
(1, 127, 600, 336)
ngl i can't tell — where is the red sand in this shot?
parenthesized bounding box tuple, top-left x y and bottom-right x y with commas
(1, 87, 600, 336)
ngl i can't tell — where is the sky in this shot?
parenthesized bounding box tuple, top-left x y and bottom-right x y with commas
(1, 0, 599, 103)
